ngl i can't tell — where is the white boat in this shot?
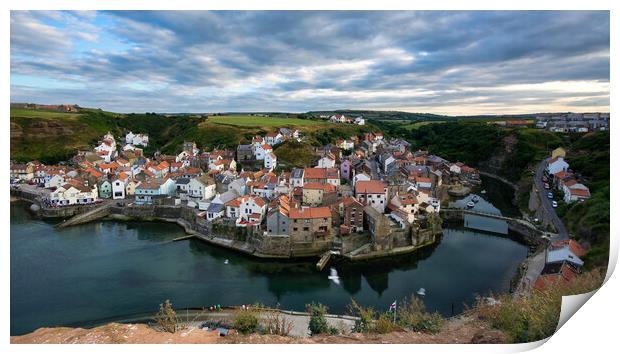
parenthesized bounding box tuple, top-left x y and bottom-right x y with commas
(472, 195, 480, 203)
(481, 190, 487, 194)
(224, 259, 229, 264)
(327, 267, 341, 285)
(466, 201, 475, 208)
(417, 288, 426, 296)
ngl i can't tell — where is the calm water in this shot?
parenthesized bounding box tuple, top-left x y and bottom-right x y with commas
(10, 178, 528, 335)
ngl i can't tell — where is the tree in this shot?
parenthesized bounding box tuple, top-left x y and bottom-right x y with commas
(306, 302, 330, 335)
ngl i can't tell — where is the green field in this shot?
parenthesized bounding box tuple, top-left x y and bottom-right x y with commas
(10, 108, 82, 120)
(208, 115, 327, 128)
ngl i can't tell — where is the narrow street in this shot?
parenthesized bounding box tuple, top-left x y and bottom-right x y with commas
(534, 159, 568, 241)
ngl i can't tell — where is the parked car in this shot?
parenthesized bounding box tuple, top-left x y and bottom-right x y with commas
(552, 201, 558, 208)
(542, 176, 548, 182)
(547, 192, 553, 199)
(544, 183, 550, 189)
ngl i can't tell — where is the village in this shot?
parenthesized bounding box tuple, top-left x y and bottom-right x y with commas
(9, 123, 487, 261)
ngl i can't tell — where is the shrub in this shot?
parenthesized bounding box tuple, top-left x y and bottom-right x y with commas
(154, 299, 179, 333)
(348, 299, 378, 333)
(373, 313, 399, 334)
(306, 302, 330, 335)
(473, 269, 603, 343)
(263, 307, 294, 336)
(233, 309, 260, 335)
(397, 295, 445, 334)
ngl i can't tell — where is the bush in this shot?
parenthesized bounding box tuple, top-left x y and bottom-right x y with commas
(233, 309, 260, 335)
(306, 302, 331, 335)
(473, 269, 603, 343)
(154, 299, 179, 333)
(263, 307, 294, 336)
(348, 299, 378, 333)
(373, 313, 399, 334)
(397, 295, 445, 334)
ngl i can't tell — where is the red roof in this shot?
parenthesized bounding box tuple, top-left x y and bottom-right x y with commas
(356, 180, 386, 194)
(304, 182, 336, 192)
(551, 240, 586, 257)
(416, 177, 432, 183)
(289, 207, 331, 219)
(569, 188, 590, 197)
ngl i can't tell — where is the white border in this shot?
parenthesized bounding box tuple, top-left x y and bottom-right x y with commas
(3, 1, 616, 353)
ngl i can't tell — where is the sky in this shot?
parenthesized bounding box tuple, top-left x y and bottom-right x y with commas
(10, 10, 610, 115)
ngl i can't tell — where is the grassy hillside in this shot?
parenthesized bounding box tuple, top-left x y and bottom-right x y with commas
(208, 115, 327, 128)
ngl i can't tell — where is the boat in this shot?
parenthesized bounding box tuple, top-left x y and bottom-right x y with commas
(224, 259, 229, 264)
(472, 195, 480, 203)
(481, 190, 487, 194)
(466, 201, 475, 208)
(417, 288, 426, 296)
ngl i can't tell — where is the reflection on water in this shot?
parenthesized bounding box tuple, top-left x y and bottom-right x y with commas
(11, 174, 527, 336)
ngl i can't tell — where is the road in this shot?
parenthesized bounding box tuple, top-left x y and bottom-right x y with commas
(534, 159, 568, 241)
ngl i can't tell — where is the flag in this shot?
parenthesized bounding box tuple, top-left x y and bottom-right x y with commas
(389, 301, 397, 312)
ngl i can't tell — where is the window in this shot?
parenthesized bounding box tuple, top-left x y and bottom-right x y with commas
(303, 227, 309, 231)
(293, 227, 298, 231)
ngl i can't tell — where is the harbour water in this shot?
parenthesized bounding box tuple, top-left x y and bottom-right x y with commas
(10, 177, 528, 335)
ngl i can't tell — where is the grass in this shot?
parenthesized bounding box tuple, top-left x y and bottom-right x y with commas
(208, 115, 327, 128)
(402, 121, 446, 130)
(10, 108, 82, 120)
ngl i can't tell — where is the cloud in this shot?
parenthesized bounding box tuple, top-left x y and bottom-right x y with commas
(10, 10, 610, 114)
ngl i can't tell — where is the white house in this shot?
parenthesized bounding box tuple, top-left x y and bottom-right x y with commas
(355, 180, 388, 213)
(254, 144, 273, 160)
(135, 178, 176, 205)
(45, 174, 66, 189)
(354, 116, 365, 125)
(547, 157, 569, 175)
(187, 175, 216, 200)
(317, 155, 336, 168)
(126, 132, 149, 147)
(291, 168, 304, 187)
(49, 182, 98, 206)
(264, 152, 278, 170)
(111, 179, 126, 199)
(225, 195, 267, 223)
(265, 132, 283, 145)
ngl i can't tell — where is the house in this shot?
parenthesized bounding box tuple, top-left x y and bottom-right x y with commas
(416, 177, 433, 190)
(354, 116, 365, 125)
(175, 177, 191, 198)
(266, 195, 292, 236)
(316, 154, 336, 168)
(188, 175, 216, 200)
(329, 114, 347, 123)
(340, 159, 353, 180)
(291, 168, 305, 187)
(225, 195, 267, 225)
(10, 163, 34, 181)
(49, 181, 98, 206)
(236, 144, 254, 162)
(343, 197, 364, 233)
(304, 167, 340, 186)
(125, 180, 141, 196)
(303, 182, 336, 205)
(288, 207, 332, 243)
(355, 180, 388, 213)
(563, 184, 591, 203)
(111, 179, 126, 199)
(205, 202, 225, 221)
(264, 152, 278, 170)
(228, 178, 248, 196)
(134, 178, 176, 205)
(265, 132, 283, 145)
(546, 157, 569, 175)
(98, 180, 113, 199)
(46, 174, 66, 189)
(533, 262, 579, 292)
(125, 132, 149, 147)
(546, 246, 584, 268)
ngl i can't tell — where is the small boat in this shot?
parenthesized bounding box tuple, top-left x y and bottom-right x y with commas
(481, 190, 487, 194)
(466, 201, 475, 208)
(472, 195, 480, 203)
(224, 259, 229, 264)
(417, 288, 426, 296)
